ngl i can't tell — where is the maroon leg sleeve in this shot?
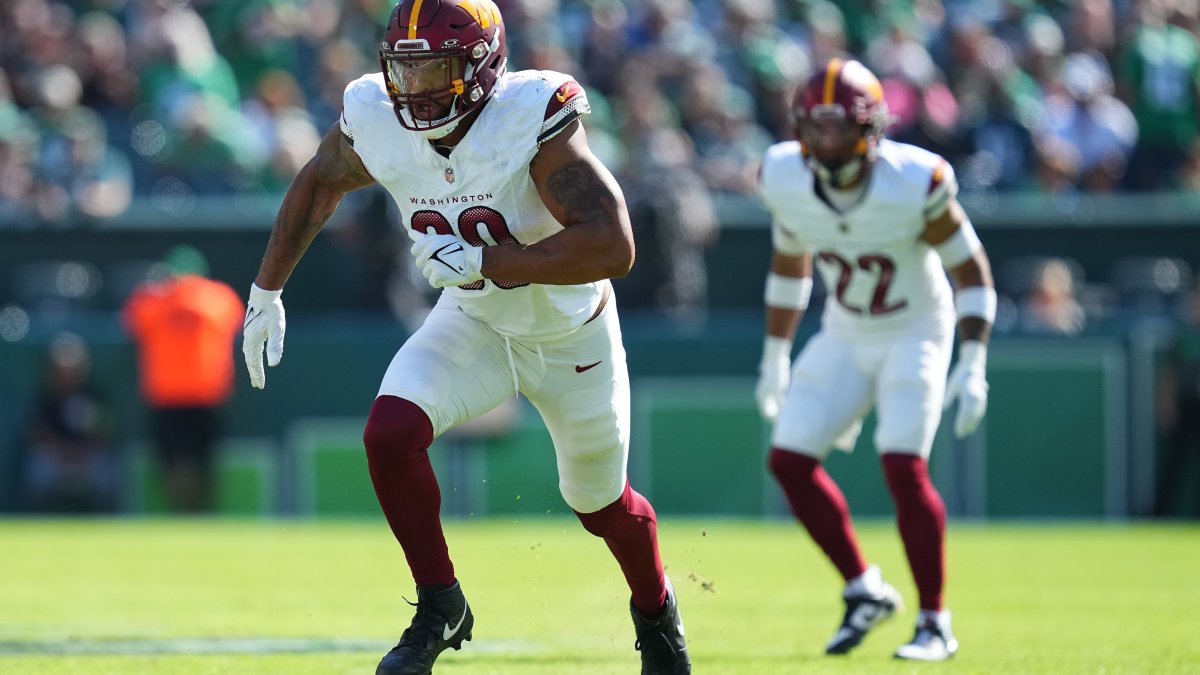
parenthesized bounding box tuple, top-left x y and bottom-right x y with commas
(768, 448, 868, 582)
(363, 395, 454, 587)
(882, 453, 946, 611)
(575, 481, 668, 617)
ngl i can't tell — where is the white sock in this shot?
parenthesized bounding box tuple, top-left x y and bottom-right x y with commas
(846, 564, 884, 596)
(920, 609, 950, 626)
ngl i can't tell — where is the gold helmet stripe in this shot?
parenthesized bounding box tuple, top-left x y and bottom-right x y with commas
(407, 0, 425, 39)
(822, 58, 843, 105)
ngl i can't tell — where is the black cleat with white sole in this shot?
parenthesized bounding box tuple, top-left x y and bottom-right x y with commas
(377, 581, 473, 675)
(630, 578, 691, 674)
(825, 577, 903, 655)
(895, 610, 958, 661)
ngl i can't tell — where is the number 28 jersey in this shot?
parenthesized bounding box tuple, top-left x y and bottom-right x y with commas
(758, 139, 957, 335)
(340, 69, 598, 341)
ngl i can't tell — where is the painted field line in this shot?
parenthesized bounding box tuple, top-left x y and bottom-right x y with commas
(0, 637, 539, 656)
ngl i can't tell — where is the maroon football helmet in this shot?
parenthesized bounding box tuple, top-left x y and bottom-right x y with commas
(379, 0, 507, 138)
(793, 58, 889, 188)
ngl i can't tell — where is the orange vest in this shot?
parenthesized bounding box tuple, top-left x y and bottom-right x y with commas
(122, 275, 244, 407)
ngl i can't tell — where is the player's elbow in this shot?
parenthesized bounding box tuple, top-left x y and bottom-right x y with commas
(951, 254, 992, 289)
(604, 239, 635, 278)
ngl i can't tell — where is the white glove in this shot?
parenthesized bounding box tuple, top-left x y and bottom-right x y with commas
(243, 283, 285, 389)
(755, 336, 792, 421)
(944, 340, 989, 438)
(410, 232, 484, 288)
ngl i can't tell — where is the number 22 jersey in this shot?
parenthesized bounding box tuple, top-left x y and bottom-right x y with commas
(758, 138, 957, 336)
(340, 69, 600, 342)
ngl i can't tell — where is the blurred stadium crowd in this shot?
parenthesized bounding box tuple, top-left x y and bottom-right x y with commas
(2, 0, 1199, 227)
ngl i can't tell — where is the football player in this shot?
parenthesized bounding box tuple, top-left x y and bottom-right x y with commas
(241, 1, 689, 673)
(755, 58, 995, 662)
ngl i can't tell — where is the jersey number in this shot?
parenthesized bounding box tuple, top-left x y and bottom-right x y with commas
(410, 207, 528, 291)
(817, 252, 908, 315)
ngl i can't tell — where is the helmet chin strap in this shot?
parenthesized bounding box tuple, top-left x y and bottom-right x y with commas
(812, 156, 864, 189)
(401, 101, 466, 140)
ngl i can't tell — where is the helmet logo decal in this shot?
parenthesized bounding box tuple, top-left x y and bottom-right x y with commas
(842, 60, 883, 102)
(442, 39, 460, 47)
(459, 0, 502, 28)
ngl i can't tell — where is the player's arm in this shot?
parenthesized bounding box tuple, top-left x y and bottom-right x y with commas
(920, 197, 995, 345)
(755, 250, 813, 421)
(243, 122, 374, 390)
(254, 122, 376, 290)
(765, 252, 813, 340)
(921, 191, 995, 437)
(478, 120, 633, 285)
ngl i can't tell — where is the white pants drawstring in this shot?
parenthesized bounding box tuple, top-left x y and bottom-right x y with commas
(503, 335, 519, 394)
(501, 337, 545, 395)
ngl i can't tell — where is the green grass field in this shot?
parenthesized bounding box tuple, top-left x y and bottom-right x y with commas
(2, 518, 1198, 674)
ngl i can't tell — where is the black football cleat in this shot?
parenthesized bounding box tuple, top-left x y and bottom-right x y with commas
(895, 610, 958, 661)
(630, 578, 691, 674)
(377, 581, 473, 675)
(825, 566, 903, 655)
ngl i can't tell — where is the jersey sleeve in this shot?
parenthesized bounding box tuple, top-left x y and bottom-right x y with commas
(339, 74, 390, 174)
(771, 220, 809, 256)
(339, 78, 369, 145)
(538, 78, 590, 145)
(340, 75, 387, 148)
(923, 158, 958, 221)
(339, 108, 355, 145)
(757, 152, 809, 256)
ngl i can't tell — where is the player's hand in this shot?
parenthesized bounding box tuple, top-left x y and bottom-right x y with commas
(243, 283, 285, 390)
(410, 232, 484, 288)
(944, 340, 988, 438)
(755, 336, 792, 421)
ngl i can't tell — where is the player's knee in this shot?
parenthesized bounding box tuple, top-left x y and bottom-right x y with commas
(363, 395, 434, 460)
(561, 484, 610, 515)
(768, 446, 820, 484)
(574, 482, 654, 538)
(574, 488, 625, 538)
(881, 453, 930, 494)
(575, 505, 614, 538)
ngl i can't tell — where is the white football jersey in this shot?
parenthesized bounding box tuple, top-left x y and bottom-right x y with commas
(340, 69, 599, 341)
(758, 139, 957, 335)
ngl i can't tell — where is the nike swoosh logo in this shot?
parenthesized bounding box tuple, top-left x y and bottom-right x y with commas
(430, 242, 464, 273)
(575, 361, 602, 373)
(442, 605, 468, 641)
(849, 604, 880, 631)
(243, 307, 262, 328)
